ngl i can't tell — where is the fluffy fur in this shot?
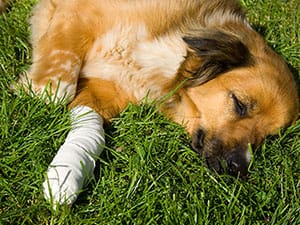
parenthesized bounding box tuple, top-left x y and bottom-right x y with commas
(21, 0, 299, 205)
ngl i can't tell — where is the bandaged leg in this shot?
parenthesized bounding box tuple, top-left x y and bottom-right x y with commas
(43, 105, 105, 206)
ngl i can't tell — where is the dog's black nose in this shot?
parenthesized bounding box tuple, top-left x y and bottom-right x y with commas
(225, 150, 249, 177)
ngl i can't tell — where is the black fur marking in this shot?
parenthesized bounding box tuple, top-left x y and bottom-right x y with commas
(192, 128, 206, 153)
(183, 30, 254, 87)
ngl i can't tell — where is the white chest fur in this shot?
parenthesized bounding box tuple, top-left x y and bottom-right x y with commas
(81, 23, 187, 100)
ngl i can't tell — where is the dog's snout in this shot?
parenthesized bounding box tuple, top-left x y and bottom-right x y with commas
(191, 130, 250, 177)
(225, 150, 249, 177)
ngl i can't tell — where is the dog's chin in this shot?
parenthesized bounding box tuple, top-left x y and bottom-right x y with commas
(192, 129, 249, 178)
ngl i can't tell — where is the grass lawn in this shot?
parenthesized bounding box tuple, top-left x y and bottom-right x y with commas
(0, 0, 299, 224)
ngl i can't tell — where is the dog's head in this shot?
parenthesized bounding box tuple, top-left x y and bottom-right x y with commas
(163, 29, 299, 176)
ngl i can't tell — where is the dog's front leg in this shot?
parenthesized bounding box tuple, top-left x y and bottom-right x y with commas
(43, 105, 105, 207)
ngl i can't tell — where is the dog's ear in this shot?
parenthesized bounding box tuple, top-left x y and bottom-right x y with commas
(181, 30, 253, 87)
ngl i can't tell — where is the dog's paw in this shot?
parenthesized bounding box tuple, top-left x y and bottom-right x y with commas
(43, 165, 81, 207)
(42, 106, 105, 209)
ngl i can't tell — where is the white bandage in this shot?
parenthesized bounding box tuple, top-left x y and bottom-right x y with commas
(43, 106, 105, 206)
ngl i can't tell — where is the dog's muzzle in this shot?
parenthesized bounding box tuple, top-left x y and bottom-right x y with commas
(192, 129, 250, 177)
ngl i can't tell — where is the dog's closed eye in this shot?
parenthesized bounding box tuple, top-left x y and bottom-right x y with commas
(231, 93, 247, 117)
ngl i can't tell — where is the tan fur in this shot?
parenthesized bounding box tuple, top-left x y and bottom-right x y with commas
(69, 78, 136, 124)
(0, 0, 7, 13)
(23, 0, 299, 175)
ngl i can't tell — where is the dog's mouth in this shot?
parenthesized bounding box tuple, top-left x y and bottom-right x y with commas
(192, 129, 250, 177)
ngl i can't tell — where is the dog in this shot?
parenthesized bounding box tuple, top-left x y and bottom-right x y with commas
(19, 0, 299, 206)
(0, 0, 7, 14)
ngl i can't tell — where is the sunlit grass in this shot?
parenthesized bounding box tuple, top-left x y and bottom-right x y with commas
(0, 0, 299, 224)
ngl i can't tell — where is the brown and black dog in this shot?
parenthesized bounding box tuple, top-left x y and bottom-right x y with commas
(20, 0, 298, 178)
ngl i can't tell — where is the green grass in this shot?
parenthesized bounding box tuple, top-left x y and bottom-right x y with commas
(0, 0, 299, 224)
